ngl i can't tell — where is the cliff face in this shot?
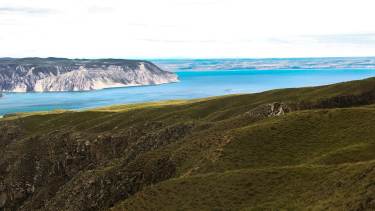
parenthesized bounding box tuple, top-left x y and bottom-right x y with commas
(0, 58, 178, 92)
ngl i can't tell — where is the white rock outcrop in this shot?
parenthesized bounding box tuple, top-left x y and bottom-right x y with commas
(0, 58, 178, 92)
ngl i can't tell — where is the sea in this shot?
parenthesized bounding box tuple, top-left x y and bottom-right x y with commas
(1, 58, 375, 115)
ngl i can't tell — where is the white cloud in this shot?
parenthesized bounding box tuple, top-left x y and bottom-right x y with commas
(0, 7, 53, 14)
(1, 0, 375, 58)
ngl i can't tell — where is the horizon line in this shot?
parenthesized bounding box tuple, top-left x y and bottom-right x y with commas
(1, 55, 375, 60)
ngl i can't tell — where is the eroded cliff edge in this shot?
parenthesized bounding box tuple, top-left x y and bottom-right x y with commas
(0, 58, 178, 92)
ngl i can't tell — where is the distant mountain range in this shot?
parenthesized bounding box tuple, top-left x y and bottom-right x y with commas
(153, 57, 375, 71)
(0, 58, 178, 92)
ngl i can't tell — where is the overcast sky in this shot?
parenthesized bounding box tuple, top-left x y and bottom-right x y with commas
(1, 0, 375, 58)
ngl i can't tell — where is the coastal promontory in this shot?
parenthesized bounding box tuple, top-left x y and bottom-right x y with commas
(0, 58, 178, 92)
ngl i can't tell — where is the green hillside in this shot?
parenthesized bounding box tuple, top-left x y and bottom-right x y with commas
(1, 77, 375, 210)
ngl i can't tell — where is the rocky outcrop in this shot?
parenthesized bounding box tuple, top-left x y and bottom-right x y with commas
(246, 89, 375, 117)
(245, 102, 290, 119)
(0, 58, 178, 92)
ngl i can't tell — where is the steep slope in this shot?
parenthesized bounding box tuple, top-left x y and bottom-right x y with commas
(1, 77, 375, 210)
(0, 58, 178, 92)
(114, 108, 375, 210)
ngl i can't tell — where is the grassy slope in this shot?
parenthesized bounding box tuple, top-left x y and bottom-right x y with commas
(115, 108, 375, 210)
(1, 77, 375, 210)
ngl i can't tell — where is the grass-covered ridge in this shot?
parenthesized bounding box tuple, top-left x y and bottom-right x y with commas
(1, 77, 375, 210)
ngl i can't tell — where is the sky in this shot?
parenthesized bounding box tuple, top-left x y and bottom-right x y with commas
(1, 0, 375, 59)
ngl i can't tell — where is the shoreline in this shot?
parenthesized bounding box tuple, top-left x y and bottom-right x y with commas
(0, 80, 180, 94)
(1, 76, 374, 118)
(1, 70, 375, 116)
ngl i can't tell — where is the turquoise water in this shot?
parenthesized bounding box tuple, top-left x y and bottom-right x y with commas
(1, 68, 375, 115)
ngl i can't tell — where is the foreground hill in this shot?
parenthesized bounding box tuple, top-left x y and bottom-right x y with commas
(0, 58, 178, 92)
(1, 77, 375, 210)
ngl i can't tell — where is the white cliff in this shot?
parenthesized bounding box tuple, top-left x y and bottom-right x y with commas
(0, 58, 178, 92)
